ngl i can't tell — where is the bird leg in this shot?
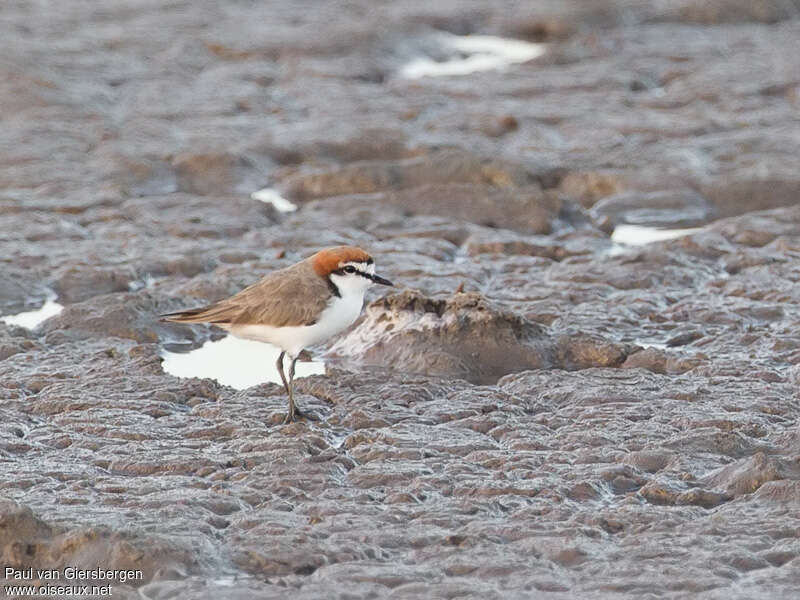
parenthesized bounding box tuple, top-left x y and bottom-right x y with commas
(288, 354, 297, 386)
(281, 353, 319, 423)
(276, 351, 296, 423)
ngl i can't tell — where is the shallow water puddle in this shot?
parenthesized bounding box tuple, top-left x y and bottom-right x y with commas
(611, 224, 703, 246)
(251, 188, 297, 212)
(400, 33, 546, 78)
(633, 340, 669, 350)
(1, 297, 63, 329)
(161, 335, 325, 390)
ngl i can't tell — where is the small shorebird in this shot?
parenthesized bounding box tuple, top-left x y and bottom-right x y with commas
(161, 246, 393, 423)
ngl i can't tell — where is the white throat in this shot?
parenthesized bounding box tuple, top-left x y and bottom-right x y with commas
(329, 272, 371, 299)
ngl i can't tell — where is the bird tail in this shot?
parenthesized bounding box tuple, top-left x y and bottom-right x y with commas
(160, 304, 227, 324)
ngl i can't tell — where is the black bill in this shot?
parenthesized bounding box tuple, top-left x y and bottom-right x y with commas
(368, 273, 393, 286)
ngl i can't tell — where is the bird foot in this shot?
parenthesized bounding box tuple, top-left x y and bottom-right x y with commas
(282, 407, 319, 424)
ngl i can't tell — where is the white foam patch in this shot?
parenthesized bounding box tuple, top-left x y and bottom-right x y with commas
(161, 335, 325, 390)
(611, 225, 703, 246)
(400, 33, 546, 79)
(251, 188, 297, 213)
(2, 298, 63, 329)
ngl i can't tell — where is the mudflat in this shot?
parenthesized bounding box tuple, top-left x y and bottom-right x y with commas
(2, 1, 800, 598)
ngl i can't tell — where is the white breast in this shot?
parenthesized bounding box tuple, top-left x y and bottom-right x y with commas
(223, 290, 365, 357)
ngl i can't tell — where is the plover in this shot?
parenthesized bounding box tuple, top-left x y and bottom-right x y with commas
(161, 246, 393, 423)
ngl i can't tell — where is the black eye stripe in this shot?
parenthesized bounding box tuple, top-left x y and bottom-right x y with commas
(332, 267, 372, 279)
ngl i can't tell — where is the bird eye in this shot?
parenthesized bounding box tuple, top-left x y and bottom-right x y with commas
(343, 266, 356, 274)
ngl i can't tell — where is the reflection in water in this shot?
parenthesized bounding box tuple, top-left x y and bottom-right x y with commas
(1, 298, 63, 329)
(161, 335, 325, 390)
(611, 224, 703, 246)
(400, 33, 546, 79)
(251, 188, 297, 212)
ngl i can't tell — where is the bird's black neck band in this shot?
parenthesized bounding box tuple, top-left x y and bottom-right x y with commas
(326, 276, 341, 298)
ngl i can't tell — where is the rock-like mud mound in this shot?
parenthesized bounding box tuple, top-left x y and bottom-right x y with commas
(0, 500, 189, 597)
(330, 290, 555, 383)
(330, 290, 633, 382)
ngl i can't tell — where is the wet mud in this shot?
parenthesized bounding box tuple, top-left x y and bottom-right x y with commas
(2, 1, 800, 598)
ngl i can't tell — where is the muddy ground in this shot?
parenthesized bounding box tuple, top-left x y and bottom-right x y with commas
(2, 1, 800, 598)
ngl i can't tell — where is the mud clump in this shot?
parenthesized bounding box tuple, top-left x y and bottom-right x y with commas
(277, 146, 582, 235)
(53, 266, 134, 304)
(385, 184, 564, 235)
(703, 452, 800, 497)
(621, 346, 706, 374)
(0, 500, 189, 593)
(39, 293, 175, 344)
(331, 290, 554, 383)
(172, 151, 265, 196)
(280, 149, 535, 201)
(330, 290, 633, 383)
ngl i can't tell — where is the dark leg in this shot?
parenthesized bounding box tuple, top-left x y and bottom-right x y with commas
(287, 354, 300, 418)
(276, 351, 288, 393)
(276, 351, 295, 423)
(288, 355, 297, 386)
(285, 354, 300, 422)
(283, 354, 318, 422)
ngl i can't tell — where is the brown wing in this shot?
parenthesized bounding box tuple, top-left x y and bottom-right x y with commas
(161, 259, 333, 327)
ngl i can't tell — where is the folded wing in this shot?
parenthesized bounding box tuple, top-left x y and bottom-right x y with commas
(160, 260, 332, 328)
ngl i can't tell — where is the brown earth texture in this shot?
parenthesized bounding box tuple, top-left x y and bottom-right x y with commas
(2, 1, 800, 598)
